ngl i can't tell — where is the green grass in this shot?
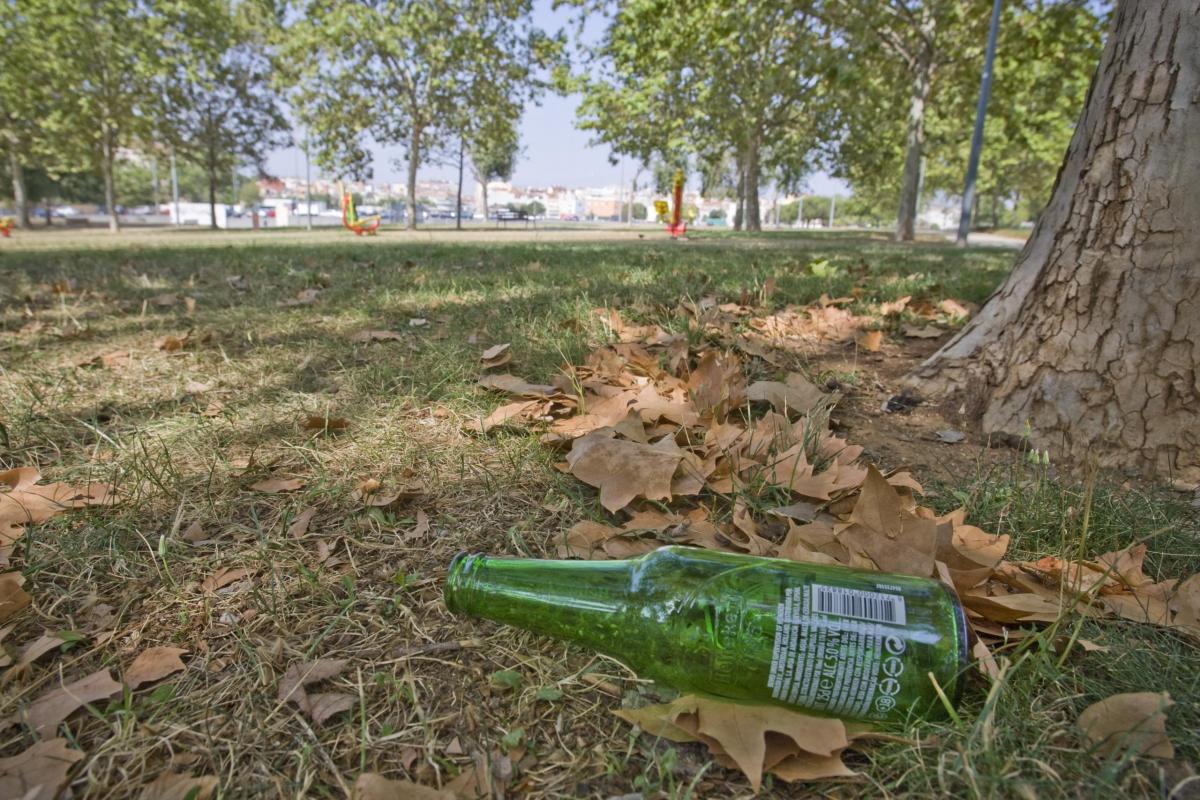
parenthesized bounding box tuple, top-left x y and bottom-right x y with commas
(0, 229, 1195, 798)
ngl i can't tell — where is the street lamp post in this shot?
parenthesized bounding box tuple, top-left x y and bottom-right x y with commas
(956, 0, 1003, 246)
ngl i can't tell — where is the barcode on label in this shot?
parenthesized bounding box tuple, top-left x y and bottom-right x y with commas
(813, 584, 907, 626)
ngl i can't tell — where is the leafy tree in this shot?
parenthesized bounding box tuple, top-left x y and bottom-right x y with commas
(0, 2, 43, 227)
(468, 115, 521, 221)
(524, 200, 546, 217)
(31, 0, 214, 231)
(826, 0, 990, 240)
(631, 201, 647, 221)
(238, 180, 262, 208)
(922, 0, 1105, 227)
(575, 0, 833, 232)
(161, 4, 290, 228)
(281, 0, 558, 230)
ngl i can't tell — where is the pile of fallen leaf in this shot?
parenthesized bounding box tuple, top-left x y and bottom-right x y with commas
(466, 303, 1200, 787)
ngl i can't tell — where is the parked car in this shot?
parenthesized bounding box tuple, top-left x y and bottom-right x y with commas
(560, 214, 580, 222)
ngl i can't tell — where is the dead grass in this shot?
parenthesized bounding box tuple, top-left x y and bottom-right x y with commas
(0, 230, 1195, 798)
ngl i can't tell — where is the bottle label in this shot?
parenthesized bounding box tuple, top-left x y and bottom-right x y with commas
(767, 584, 908, 720)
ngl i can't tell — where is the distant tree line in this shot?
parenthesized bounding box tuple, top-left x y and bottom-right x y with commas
(567, 0, 1105, 237)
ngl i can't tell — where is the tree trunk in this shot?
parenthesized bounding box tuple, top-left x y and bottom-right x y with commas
(8, 149, 29, 228)
(406, 126, 420, 231)
(456, 134, 464, 232)
(481, 179, 489, 223)
(909, 0, 1200, 481)
(895, 51, 933, 241)
(744, 134, 762, 232)
(733, 159, 745, 232)
(101, 129, 119, 233)
(207, 159, 219, 231)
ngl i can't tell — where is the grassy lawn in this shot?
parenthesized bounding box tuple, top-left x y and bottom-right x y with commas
(1, 228, 1195, 798)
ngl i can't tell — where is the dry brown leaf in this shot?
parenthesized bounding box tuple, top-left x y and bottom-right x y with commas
(938, 298, 972, 319)
(745, 375, 825, 417)
(839, 466, 936, 577)
(688, 351, 745, 415)
(0, 572, 31, 623)
(1, 468, 115, 561)
(199, 567, 251, 595)
(249, 478, 304, 493)
(4, 632, 69, 683)
(78, 350, 131, 369)
(180, 521, 207, 543)
(565, 431, 682, 513)
(350, 330, 403, 343)
(477, 373, 557, 398)
(200, 400, 224, 417)
(183, 379, 212, 394)
(1078, 692, 1174, 759)
(287, 507, 317, 538)
(856, 329, 883, 352)
(1172, 573, 1200, 634)
(155, 333, 188, 352)
(615, 694, 853, 791)
(301, 415, 350, 433)
(902, 323, 943, 339)
(961, 590, 1064, 623)
(466, 400, 540, 434)
(0, 738, 84, 800)
(138, 771, 218, 800)
(404, 509, 431, 542)
(25, 668, 123, 733)
(278, 659, 354, 724)
(279, 288, 321, 308)
(972, 640, 1001, 680)
(352, 774, 454, 800)
(480, 343, 513, 370)
(126, 647, 188, 689)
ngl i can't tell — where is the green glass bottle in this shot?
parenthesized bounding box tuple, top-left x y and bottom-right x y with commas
(445, 545, 967, 723)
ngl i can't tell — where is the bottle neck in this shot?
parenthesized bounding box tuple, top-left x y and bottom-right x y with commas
(445, 552, 637, 649)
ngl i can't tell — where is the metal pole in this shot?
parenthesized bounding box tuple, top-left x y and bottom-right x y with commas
(828, 195, 836, 229)
(794, 195, 804, 228)
(304, 139, 313, 231)
(956, 0, 1003, 246)
(170, 150, 180, 226)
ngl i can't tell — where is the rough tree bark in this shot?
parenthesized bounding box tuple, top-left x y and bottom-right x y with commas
(744, 133, 762, 232)
(8, 149, 29, 228)
(455, 134, 464, 232)
(895, 50, 933, 241)
(101, 127, 120, 233)
(733, 161, 745, 232)
(910, 0, 1200, 481)
(406, 125, 420, 231)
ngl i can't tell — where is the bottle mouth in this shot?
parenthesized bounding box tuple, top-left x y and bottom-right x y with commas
(443, 551, 481, 614)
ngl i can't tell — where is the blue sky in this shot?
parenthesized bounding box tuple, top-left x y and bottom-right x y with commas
(266, 1, 847, 195)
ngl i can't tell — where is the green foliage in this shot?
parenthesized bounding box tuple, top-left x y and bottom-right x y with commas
(159, 2, 290, 220)
(574, 0, 834, 229)
(827, 0, 1104, 226)
(238, 180, 262, 207)
(631, 201, 647, 221)
(279, 0, 560, 229)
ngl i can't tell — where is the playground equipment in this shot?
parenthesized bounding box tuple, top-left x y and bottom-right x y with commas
(662, 169, 686, 239)
(0, 217, 13, 238)
(340, 190, 381, 236)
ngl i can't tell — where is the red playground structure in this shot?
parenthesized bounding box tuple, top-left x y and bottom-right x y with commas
(340, 191, 381, 236)
(0, 217, 13, 238)
(662, 169, 687, 239)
